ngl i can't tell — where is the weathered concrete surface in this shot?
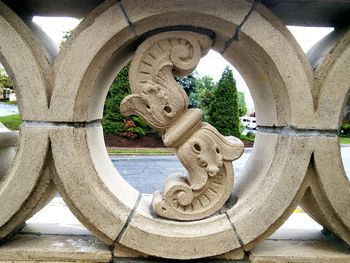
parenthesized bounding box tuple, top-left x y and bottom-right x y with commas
(0, 1, 56, 121)
(50, 126, 139, 245)
(227, 132, 313, 251)
(0, 234, 112, 262)
(250, 240, 350, 263)
(0, 126, 55, 241)
(118, 194, 244, 260)
(299, 26, 350, 245)
(1, 0, 350, 261)
(122, 30, 244, 221)
(3, 0, 350, 27)
(309, 27, 350, 130)
(0, 225, 349, 262)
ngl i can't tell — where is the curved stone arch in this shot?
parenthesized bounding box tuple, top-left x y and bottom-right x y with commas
(311, 27, 350, 130)
(300, 27, 350, 244)
(0, 2, 56, 240)
(0, 2, 54, 120)
(50, 0, 315, 126)
(50, 0, 315, 259)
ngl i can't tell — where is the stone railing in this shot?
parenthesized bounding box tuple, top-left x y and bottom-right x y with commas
(0, 0, 349, 261)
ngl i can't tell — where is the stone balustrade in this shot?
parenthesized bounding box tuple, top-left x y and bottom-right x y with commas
(0, 0, 349, 261)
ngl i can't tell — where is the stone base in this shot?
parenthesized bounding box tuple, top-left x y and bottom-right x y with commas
(0, 224, 349, 262)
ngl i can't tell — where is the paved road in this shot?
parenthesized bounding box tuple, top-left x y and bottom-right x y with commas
(111, 147, 348, 193)
(111, 150, 251, 193)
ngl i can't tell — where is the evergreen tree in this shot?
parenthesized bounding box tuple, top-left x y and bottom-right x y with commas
(102, 63, 150, 138)
(195, 75, 216, 120)
(207, 67, 241, 137)
(175, 73, 199, 108)
(238, 91, 248, 117)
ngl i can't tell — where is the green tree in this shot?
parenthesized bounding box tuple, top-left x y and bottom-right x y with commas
(238, 91, 248, 117)
(207, 66, 241, 137)
(175, 73, 199, 108)
(0, 69, 12, 89)
(102, 63, 150, 138)
(194, 75, 216, 120)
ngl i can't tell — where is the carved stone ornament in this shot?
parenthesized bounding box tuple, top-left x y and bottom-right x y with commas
(121, 31, 244, 221)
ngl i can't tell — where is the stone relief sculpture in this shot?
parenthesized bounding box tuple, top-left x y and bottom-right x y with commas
(120, 31, 244, 221)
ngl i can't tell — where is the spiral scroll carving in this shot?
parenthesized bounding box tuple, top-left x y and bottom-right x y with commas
(121, 31, 244, 221)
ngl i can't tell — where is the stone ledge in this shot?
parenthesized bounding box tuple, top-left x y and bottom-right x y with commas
(0, 233, 112, 262)
(0, 227, 349, 262)
(250, 239, 350, 263)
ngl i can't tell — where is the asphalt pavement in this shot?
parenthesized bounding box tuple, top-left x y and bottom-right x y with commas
(111, 147, 350, 194)
(111, 150, 251, 194)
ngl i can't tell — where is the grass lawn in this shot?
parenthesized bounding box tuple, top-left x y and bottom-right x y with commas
(240, 134, 255, 142)
(339, 136, 350, 144)
(108, 148, 173, 155)
(0, 114, 21, 130)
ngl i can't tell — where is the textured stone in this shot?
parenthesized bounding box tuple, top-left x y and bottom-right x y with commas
(122, 0, 249, 51)
(300, 136, 350, 244)
(123, 0, 314, 128)
(50, 125, 139, 244)
(114, 243, 150, 259)
(1, 0, 349, 261)
(250, 240, 350, 263)
(0, 1, 56, 241)
(224, 3, 314, 128)
(0, 1, 56, 121)
(299, 26, 350, 245)
(0, 234, 111, 262)
(309, 27, 350, 130)
(118, 195, 243, 260)
(227, 132, 313, 250)
(46, 0, 320, 259)
(0, 127, 54, 241)
(49, 1, 132, 122)
(121, 31, 244, 221)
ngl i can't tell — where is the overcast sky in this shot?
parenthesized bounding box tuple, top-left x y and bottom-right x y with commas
(32, 17, 333, 110)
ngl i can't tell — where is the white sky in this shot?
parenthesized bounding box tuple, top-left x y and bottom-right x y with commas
(32, 17, 333, 110)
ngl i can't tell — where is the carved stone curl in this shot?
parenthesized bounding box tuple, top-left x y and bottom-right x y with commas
(121, 31, 244, 221)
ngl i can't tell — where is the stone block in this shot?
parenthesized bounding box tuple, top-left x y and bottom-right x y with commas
(49, 1, 133, 122)
(250, 240, 350, 263)
(121, 0, 251, 51)
(118, 195, 243, 260)
(300, 136, 350, 244)
(0, 234, 111, 262)
(50, 125, 139, 244)
(309, 27, 350, 130)
(0, 127, 54, 241)
(0, 1, 56, 121)
(227, 132, 313, 250)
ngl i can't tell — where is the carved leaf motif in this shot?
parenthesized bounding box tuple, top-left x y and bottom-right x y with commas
(121, 32, 212, 130)
(153, 123, 244, 221)
(121, 31, 244, 221)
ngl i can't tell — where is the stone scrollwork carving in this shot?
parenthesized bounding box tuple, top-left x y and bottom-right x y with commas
(153, 123, 244, 221)
(121, 31, 244, 221)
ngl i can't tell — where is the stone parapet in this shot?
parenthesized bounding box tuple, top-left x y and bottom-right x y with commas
(0, 0, 349, 261)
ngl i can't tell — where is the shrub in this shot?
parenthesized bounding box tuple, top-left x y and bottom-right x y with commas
(102, 63, 151, 138)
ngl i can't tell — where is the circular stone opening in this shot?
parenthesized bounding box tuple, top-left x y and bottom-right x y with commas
(50, 1, 319, 258)
(103, 49, 254, 196)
